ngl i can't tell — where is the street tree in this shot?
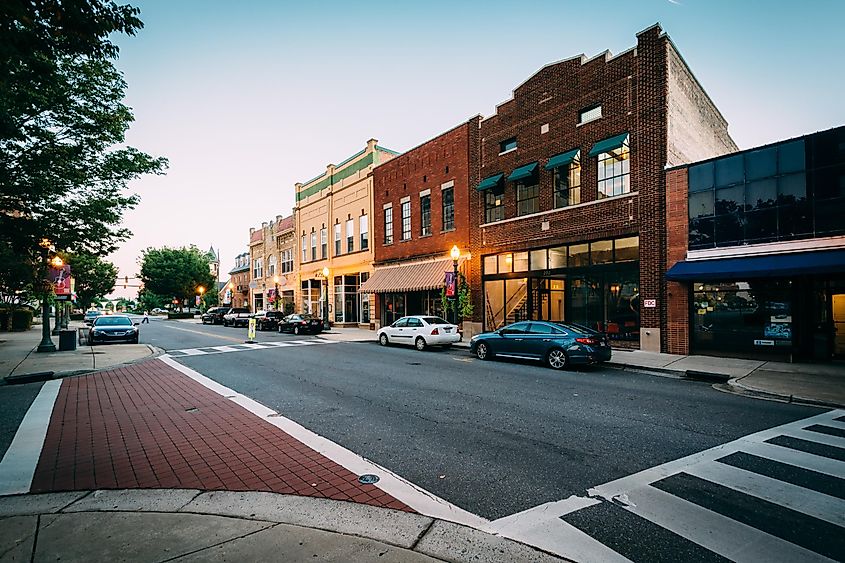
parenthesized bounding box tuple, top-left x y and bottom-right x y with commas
(64, 252, 118, 311)
(0, 0, 167, 301)
(139, 246, 216, 311)
(137, 288, 166, 313)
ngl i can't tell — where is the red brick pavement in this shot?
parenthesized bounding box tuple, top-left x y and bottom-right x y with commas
(31, 359, 411, 511)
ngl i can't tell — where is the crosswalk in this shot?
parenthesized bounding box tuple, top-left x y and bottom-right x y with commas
(489, 409, 845, 562)
(164, 339, 339, 358)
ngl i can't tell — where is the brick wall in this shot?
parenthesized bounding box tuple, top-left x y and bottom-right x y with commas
(665, 168, 690, 354)
(373, 118, 479, 264)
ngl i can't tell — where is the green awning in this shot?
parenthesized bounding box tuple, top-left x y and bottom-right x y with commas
(507, 162, 538, 181)
(477, 173, 504, 191)
(544, 149, 580, 170)
(588, 133, 629, 157)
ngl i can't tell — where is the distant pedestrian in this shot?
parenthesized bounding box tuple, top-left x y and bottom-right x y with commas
(142, 311, 150, 324)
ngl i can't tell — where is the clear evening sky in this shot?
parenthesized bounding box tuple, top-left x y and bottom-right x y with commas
(107, 0, 845, 299)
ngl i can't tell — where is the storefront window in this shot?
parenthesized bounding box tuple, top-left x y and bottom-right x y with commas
(530, 249, 547, 270)
(484, 281, 505, 330)
(513, 251, 529, 272)
(484, 255, 497, 275)
(569, 244, 589, 268)
(591, 240, 613, 264)
(498, 253, 513, 274)
(549, 246, 566, 269)
(614, 236, 639, 262)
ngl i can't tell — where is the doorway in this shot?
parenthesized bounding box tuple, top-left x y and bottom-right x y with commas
(833, 294, 845, 356)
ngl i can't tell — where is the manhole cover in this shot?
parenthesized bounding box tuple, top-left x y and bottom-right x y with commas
(358, 474, 380, 485)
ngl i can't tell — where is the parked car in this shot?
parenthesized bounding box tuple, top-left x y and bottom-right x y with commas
(201, 307, 229, 325)
(88, 315, 140, 345)
(223, 307, 251, 327)
(254, 310, 285, 331)
(151, 308, 167, 314)
(469, 320, 611, 369)
(277, 314, 324, 335)
(83, 310, 102, 326)
(377, 316, 461, 351)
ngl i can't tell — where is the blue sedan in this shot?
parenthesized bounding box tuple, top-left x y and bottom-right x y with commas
(469, 321, 611, 370)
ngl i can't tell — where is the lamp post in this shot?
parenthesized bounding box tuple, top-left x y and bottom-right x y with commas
(37, 239, 56, 353)
(273, 275, 280, 311)
(196, 285, 205, 312)
(50, 255, 64, 335)
(228, 281, 235, 307)
(450, 245, 460, 326)
(321, 267, 330, 328)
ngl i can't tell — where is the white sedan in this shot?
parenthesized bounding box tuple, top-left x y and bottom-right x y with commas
(377, 315, 461, 351)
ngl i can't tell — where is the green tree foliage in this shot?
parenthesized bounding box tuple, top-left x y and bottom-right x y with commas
(65, 252, 117, 310)
(137, 288, 166, 313)
(0, 0, 166, 297)
(139, 246, 216, 311)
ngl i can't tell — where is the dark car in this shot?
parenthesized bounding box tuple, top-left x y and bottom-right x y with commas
(83, 310, 102, 326)
(469, 320, 611, 370)
(88, 315, 140, 345)
(201, 307, 229, 325)
(278, 314, 324, 335)
(254, 310, 285, 331)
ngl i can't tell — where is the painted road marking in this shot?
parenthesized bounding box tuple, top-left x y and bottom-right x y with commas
(0, 380, 62, 496)
(159, 355, 489, 529)
(164, 340, 338, 358)
(487, 408, 845, 562)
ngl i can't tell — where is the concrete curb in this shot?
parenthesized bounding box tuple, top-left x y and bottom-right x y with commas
(0, 490, 570, 562)
(720, 378, 845, 409)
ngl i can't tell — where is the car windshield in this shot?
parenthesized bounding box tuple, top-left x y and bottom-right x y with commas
(422, 317, 450, 325)
(85, 312, 100, 317)
(94, 317, 132, 326)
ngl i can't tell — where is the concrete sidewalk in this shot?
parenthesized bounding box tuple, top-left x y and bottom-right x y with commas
(0, 324, 158, 384)
(0, 490, 564, 562)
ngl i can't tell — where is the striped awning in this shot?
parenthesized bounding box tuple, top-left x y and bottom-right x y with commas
(360, 258, 463, 294)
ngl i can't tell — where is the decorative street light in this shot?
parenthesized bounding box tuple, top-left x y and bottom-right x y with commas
(450, 245, 460, 326)
(36, 238, 56, 352)
(50, 255, 64, 335)
(273, 275, 280, 311)
(196, 285, 205, 311)
(228, 281, 235, 306)
(321, 266, 330, 328)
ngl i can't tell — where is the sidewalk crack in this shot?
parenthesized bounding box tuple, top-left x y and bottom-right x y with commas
(155, 521, 279, 563)
(28, 514, 40, 563)
(409, 518, 435, 551)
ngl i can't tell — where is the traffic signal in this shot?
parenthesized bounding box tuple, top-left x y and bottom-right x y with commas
(124, 275, 128, 289)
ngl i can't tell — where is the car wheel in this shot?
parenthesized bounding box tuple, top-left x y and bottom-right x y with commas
(475, 342, 491, 360)
(546, 348, 568, 370)
(294, 326, 301, 335)
(415, 337, 426, 351)
(379, 333, 389, 346)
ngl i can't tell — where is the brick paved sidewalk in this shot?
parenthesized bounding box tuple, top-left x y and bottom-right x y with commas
(31, 359, 410, 511)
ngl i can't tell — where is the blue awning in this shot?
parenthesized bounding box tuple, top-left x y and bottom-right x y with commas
(507, 162, 538, 182)
(589, 133, 629, 157)
(477, 173, 503, 191)
(544, 149, 580, 170)
(666, 249, 845, 281)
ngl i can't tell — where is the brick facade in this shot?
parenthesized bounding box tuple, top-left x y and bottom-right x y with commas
(665, 167, 690, 354)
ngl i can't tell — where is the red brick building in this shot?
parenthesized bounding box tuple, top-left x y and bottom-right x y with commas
(363, 117, 480, 327)
(468, 25, 736, 350)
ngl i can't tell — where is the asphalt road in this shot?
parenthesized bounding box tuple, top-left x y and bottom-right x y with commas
(141, 319, 823, 520)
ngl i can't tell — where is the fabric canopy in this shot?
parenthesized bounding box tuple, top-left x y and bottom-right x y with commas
(665, 249, 845, 281)
(507, 162, 538, 181)
(360, 258, 463, 294)
(588, 132, 629, 157)
(544, 149, 580, 170)
(477, 174, 503, 191)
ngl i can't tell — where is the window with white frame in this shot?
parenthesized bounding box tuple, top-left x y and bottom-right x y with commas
(253, 258, 263, 278)
(597, 136, 630, 198)
(442, 187, 454, 231)
(346, 218, 354, 253)
(334, 223, 341, 255)
(268, 255, 277, 277)
(554, 152, 582, 208)
(360, 214, 368, 251)
(301, 234, 307, 263)
(401, 201, 411, 240)
(384, 206, 393, 244)
(310, 230, 317, 262)
(420, 193, 431, 236)
(320, 226, 327, 259)
(281, 249, 293, 273)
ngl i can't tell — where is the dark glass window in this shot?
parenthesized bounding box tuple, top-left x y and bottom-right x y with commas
(485, 185, 505, 223)
(383, 207, 393, 245)
(715, 185, 744, 214)
(401, 201, 411, 240)
(500, 137, 517, 153)
(554, 155, 581, 208)
(688, 162, 714, 192)
(715, 154, 744, 186)
(779, 140, 806, 173)
(811, 128, 845, 168)
(689, 191, 714, 218)
(420, 194, 431, 236)
(442, 187, 454, 231)
(745, 147, 777, 180)
(516, 175, 539, 216)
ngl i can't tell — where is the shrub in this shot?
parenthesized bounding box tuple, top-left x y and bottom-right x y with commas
(167, 312, 195, 320)
(11, 309, 33, 331)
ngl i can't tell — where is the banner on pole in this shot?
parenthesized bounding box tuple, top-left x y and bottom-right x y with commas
(444, 271, 456, 297)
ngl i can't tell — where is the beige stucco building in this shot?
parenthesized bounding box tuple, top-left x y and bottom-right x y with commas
(248, 214, 296, 313)
(295, 139, 398, 327)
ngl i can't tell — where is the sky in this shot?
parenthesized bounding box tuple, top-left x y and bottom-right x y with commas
(106, 0, 845, 299)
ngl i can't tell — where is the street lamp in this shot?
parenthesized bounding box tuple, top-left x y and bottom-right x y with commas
(273, 275, 280, 311)
(49, 256, 64, 335)
(196, 285, 205, 311)
(228, 281, 235, 306)
(321, 266, 330, 328)
(36, 239, 56, 352)
(449, 245, 460, 325)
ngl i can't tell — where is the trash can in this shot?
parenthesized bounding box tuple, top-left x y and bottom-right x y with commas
(59, 329, 77, 351)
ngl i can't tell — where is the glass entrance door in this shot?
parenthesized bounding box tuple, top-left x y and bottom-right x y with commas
(833, 294, 845, 356)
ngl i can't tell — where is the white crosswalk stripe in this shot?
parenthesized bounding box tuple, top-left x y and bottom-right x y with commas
(489, 408, 845, 562)
(163, 339, 339, 358)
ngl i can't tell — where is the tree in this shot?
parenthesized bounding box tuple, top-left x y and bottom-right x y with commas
(0, 1, 166, 305)
(0, 243, 35, 330)
(139, 246, 216, 312)
(65, 252, 117, 310)
(137, 288, 166, 313)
